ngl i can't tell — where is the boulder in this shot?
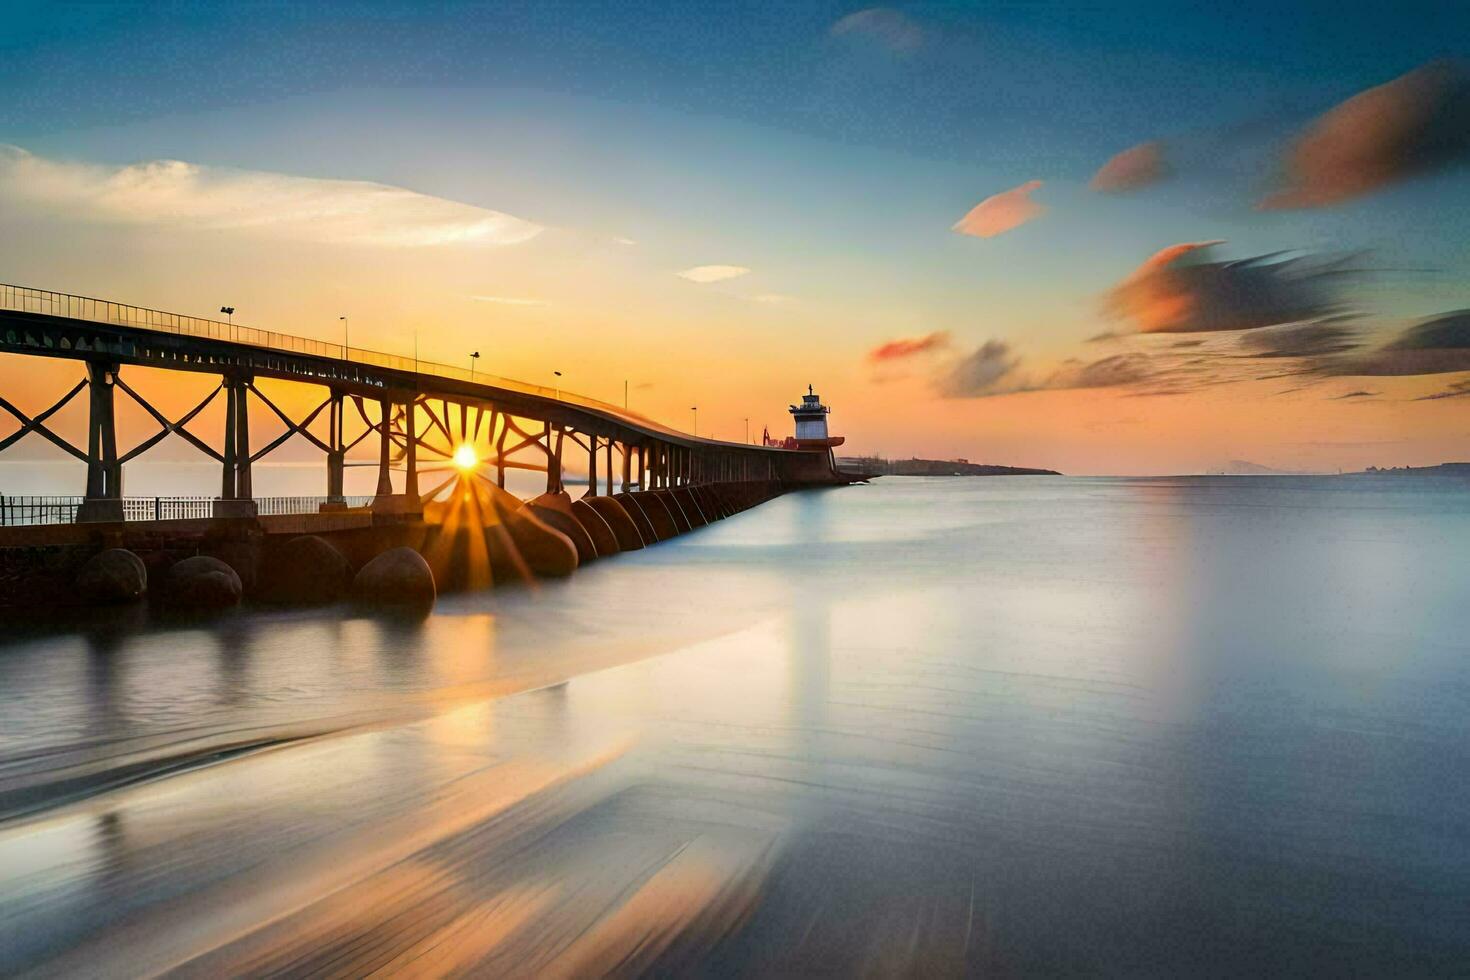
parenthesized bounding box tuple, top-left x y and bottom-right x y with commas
(500, 505, 579, 578)
(671, 486, 708, 526)
(633, 492, 681, 540)
(524, 492, 597, 564)
(612, 492, 661, 543)
(584, 496, 644, 551)
(652, 490, 693, 533)
(261, 535, 351, 604)
(77, 548, 147, 603)
(570, 499, 621, 557)
(166, 555, 243, 609)
(353, 547, 436, 606)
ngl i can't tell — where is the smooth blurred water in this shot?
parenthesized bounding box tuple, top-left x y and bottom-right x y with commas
(2, 476, 1469, 975)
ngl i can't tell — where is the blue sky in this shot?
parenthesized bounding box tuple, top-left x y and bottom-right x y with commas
(1, 2, 1468, 472)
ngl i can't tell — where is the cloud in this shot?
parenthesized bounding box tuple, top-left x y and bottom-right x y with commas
(1260, 60, 1470, 209)
(676, 264, 751, 283)
(1105, 240, 1356, 334)
(1090, 141, 1169, 193)
(613, 236, 638, 246)
(1237, 321, 1362, 358)
(937, 340, 1025, 396)
(1331, 390, 1379, 400)
(750, 293, 796, 305)
(0, 144, 543, 247)
(1417, 379, 1470, 401)
(1323, 310, 1470, 376)
(935, 341, 1154, 398)
(952, 180, 1045, 238)
(867, 331, 951, 362)
(830, 8, 923, 54)
(470, 295, 546, 306)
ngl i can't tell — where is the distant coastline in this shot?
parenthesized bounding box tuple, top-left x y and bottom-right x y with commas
(839, 456, 1060, 477)
(1347, 462, 1470, 478)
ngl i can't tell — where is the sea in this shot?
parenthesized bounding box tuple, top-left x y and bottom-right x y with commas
(2, 474, 1469, 974)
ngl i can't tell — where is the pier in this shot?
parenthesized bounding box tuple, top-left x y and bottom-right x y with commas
(0, 283, 860, 606)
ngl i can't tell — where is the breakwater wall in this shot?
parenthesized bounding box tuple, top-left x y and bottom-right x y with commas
(0, 479, 796, 611)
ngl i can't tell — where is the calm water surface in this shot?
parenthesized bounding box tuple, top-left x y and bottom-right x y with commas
(2, 476, 1469, 975)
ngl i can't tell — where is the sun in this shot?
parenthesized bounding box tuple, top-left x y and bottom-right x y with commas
(452, 443, 479, 471)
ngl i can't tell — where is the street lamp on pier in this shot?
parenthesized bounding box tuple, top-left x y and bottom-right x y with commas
(553, 370, 562, 400)
(690, 406, 698, 437)
(338, 316, 349, 358)
(470, 351, 480, 381)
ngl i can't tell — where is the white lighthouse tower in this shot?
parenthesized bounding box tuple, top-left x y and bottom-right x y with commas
(788, 384, 844, 450)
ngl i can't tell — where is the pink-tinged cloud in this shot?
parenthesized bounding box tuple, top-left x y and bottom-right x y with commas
(1090, 141, 1169, 193)
(1105, 241, 1353, 334)
(952, 181, 1045, 238)
(867, 331, 951, 362)
(1260, 60, 1470, 210)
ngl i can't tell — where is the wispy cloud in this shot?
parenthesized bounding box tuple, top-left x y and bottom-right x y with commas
(1090, 141, 1169, 193)
(952, 180, 1045, 238)
(1331, 390, 1379, 400)
(677, 264, 751, 283)
(0, 145, 543, 247)
(830, 7, 924, 54)
(1260, 60, 1470, 210)
(470, 295, 546, 306)
(1417, 379, 1470, 401)
(935, 340, 1155, 398)
(1322, 310, 1470, 376)
(1105, 241, 1356, 334)
(867, 331, 951, 362)
(750, 292, 796, 305)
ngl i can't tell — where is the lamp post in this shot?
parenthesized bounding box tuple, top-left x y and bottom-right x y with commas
(338, 316, 348, 358)
(220, 306, 235, 340)
(744, 417, 750, 444)
(690, 406, 698, 437)
(553, 370, 562, 400)
(470, 351, 480, 381)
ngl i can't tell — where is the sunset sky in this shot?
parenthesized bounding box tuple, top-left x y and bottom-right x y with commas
(2, 1, 1469, 474)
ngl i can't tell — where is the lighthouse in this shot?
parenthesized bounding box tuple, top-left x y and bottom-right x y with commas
(788, 384, 845, 450)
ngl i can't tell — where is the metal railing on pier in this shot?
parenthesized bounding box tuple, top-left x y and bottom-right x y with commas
(0, 283, 699, 441)
(255, 495, 374, 516)
(0, 494, 376, 526)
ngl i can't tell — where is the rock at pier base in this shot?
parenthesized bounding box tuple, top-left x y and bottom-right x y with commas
(77, 548, 147, 603)
(583, 496, 644, 550)
(353, 547, 436, 606)
(166, 555, 243, 609)
(524, 492, 597, 564)
(570, 499, 620, 557)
